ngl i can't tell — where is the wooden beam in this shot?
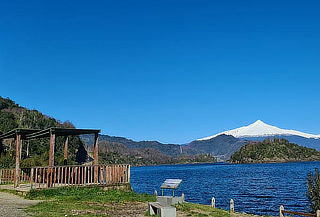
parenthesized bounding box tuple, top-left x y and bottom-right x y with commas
(49, 132, 55, 166)
(14, 134, 21, 188)
(64, 137, 69, 165)
(20, 139, 23, 160)
(93, 133, 99, 183)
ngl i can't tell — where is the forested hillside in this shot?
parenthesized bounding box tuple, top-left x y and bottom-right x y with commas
(230, 138, 320, 163)
(82, 136, 216, 166)
(0, 97, 87, 168)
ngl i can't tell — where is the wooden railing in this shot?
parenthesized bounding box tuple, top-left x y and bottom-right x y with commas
(280, 205, 319, 217)
(30, 164, 130, 189)
(0, 168, 30, 184)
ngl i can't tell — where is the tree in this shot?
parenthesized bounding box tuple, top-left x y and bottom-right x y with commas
(307, 168, 320, 212)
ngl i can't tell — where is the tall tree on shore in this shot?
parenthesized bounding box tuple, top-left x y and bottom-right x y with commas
(307, 168, 320, 212)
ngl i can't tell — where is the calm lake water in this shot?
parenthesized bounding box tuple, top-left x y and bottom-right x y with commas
(131, 162, 320, 216)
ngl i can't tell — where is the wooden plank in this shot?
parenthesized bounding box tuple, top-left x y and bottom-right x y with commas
(105, 166, 108, 183)
(127, 165, 129, 183)
(71, 167, 74, 185)
(46, 168, 50, 188)
(35, 168, 38, 187)
(64, 137, 68, 165)
(78, 166, 81, 184)
(57, 167, 60, 186)
(61, 167, 64, 185)
(68, 167, 71, 185)
(30, 168, 34, 189)
(74, 167, 78, 185)
(84, 166, 87, 185)
(282, 210, 316, 217)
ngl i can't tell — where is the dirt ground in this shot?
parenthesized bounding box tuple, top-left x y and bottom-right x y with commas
(0, 192, 41, 217)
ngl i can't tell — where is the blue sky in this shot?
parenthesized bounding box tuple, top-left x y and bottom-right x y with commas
(0, 0, 319, 144)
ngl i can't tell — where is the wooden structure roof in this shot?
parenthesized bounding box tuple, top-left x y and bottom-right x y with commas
(0, 128, 100, 140)
(0, 127, 100, 188)
(0, 129, 41, 140)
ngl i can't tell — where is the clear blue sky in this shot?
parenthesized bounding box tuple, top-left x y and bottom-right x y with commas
(0, 0, 319, 144)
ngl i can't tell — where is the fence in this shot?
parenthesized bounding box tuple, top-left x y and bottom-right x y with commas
(0, 168, 30, 184)
(280, 205, 320, 217)
(30, 164, 131, 189)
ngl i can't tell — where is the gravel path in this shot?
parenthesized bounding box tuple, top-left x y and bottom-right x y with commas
(0, 192, 41, 217)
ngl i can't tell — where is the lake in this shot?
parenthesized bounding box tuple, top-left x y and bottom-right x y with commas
(131, 162, 320, 216)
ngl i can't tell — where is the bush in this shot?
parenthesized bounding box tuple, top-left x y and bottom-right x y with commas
(307, 168, 320, 212)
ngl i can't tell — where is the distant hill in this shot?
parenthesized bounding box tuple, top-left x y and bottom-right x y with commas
(82, 134, 244, 163)
(242, 135, 320, 150)
(230, 138, 320, 163)
(0, 97, 87, 168)
(98, 141, 216, 166)
(81, 134, 199, 157)
(187, 134, 247, 161)
(81, 134, 216, 165)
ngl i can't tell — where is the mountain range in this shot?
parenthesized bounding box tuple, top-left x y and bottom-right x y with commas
(82, 120, 320, 162)
(2, 96, 319, 165)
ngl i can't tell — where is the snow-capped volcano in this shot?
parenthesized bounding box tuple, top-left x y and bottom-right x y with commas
(198, 120, 320, 141)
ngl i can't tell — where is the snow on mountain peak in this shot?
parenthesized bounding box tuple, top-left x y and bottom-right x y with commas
(198, 120, 320, 141)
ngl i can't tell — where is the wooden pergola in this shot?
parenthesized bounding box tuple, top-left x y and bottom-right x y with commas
(0, 128, 100, 188)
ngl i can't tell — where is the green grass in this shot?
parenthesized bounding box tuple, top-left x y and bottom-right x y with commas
(0, 185, 267, 217)
(25, 186, 156, 217)
(176, 202, 231, 217)
(26, 186, 154, 203)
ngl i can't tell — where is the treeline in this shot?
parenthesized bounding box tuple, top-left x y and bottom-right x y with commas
(230, 138, 320, 163)
(0, 97, 87, 169)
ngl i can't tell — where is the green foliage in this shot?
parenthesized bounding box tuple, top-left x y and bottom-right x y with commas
(230, 138, 320, 163)
(0, 96, 87, 168)
(0, 152, 15, 168)
(307, 168, 320, 212)
(0, 97, 17, 110)
(0, 111, 18, 133)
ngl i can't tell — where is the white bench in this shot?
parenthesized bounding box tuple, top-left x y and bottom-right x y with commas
(148, 202, 176, 217)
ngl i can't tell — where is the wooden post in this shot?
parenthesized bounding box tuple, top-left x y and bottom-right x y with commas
(279, 205, 284, 217)
(64, 137, 69, 165)
(14, 134, 21, 188)
(26, 141, 29, 157)
(211, 197, 215, 208)
(0, 169, 2, 184)
(93, 133, 99, 165)
(93, 133, 99, 183)
(48, 131, 55, 188)
(230, 199, 234, 213)
(128, 165, 131, 183)
(49, 132, 56, 166)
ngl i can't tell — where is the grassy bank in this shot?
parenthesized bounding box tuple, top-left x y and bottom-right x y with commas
(0, 185, 264, 217)
(176, 202, 232, 217)
(25, 186, 156, 217)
